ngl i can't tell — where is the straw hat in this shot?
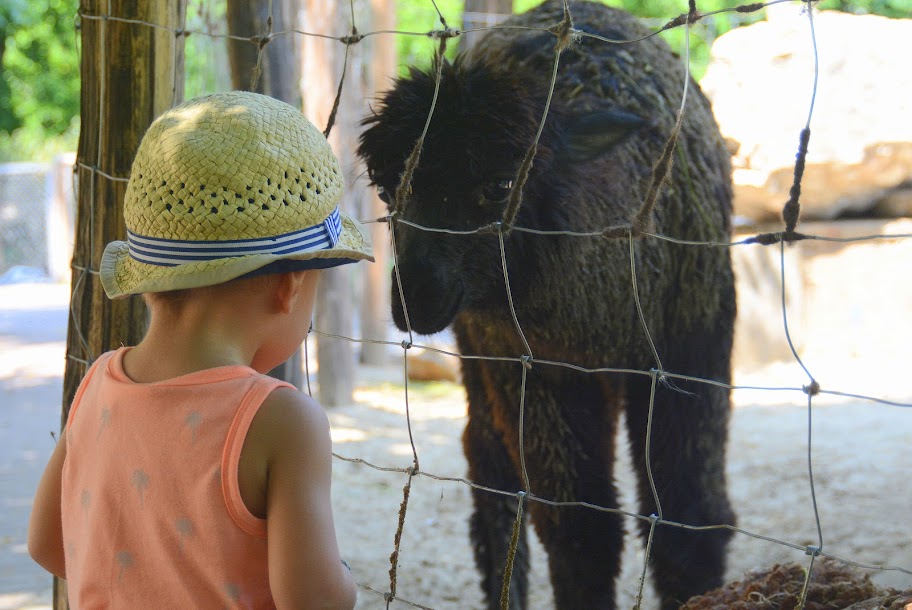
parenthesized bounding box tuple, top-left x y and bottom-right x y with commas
(100, 91, 373, 298)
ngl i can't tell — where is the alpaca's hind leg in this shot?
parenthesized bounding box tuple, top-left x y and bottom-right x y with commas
(624, 326, 736, 610)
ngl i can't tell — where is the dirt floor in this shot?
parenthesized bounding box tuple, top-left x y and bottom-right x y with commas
(1, 282, 911, 610)
(329, 369, 912, 609)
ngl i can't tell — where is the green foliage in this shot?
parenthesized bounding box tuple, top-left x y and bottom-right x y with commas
(394, 0, 911, 79)
(0, 0, 79, 161)
(395, 0, 763, 79)
(1, 0, 909, 161)
(184, 0, 232, 100)
(826, 0, 912, 17)
(393, 1, 716, 77)
(395, 0, 464, 70)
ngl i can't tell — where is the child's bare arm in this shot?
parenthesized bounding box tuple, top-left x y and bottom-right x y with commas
(28, 432, 67, 579)
(258, 388, 356, 610)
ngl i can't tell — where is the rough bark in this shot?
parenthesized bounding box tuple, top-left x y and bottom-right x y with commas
(227, 0, 305, 388)
(226, 0, 300, 104)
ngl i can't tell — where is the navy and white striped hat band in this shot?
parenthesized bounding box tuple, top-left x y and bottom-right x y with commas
(127, 206, 343, 267)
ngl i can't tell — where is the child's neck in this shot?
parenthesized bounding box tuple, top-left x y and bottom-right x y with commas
(123, 299, 264, 383)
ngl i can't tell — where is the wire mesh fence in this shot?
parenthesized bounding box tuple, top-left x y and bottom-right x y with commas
(68, 1, 911, 608)
(0, 157, 77, 283)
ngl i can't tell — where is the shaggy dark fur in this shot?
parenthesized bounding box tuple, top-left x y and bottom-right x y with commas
(358, 2, 737, 608)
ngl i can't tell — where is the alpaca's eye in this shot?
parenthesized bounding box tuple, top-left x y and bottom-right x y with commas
(376, 185, 392, 205)
(481, 179, 513, 204)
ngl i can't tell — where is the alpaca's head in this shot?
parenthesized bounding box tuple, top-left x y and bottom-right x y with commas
(358, 57, 645, 334)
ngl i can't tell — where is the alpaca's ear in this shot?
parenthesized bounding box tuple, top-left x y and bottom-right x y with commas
(560, 109, 648, 163)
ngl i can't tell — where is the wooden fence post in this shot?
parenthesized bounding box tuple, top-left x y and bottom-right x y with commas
(303, 0, 359, 406)
(57, 1, 185, 607)
(359, 0, 396, 366)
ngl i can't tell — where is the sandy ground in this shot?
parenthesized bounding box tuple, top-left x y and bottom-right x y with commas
(1, 281, 910, 610)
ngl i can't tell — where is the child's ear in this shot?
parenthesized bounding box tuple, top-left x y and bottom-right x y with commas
(273, 273, 299, 314)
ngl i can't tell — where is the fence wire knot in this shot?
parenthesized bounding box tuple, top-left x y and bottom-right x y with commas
(549, 5, 576, 52)
(250, 34, 271, 49)
(429, 27, 460, 40)
(520, 354, 533, 370)
(805, 544, 821, 556)
(649, 367, 669, 386)
(603, 225, 631, 240)
(736, 2, 766, 13)
(340, 32, 364, 46)
(803, 380, 821, 396)
(401, 340, 412, 350)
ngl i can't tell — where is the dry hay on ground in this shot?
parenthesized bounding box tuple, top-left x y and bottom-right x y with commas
(680, 558, 912, 610)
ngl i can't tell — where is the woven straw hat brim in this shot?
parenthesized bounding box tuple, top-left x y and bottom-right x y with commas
(101, 213, 373, 298)
(99, 91, 374, 298)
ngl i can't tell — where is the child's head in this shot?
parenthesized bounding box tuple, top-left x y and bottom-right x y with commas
(100, 91, 373, 301)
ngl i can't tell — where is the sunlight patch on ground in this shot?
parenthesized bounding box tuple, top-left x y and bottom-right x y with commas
(0, 284, 70, 312)
(389, 442, 422, 458)
(0, 593, 50, 610)
(0, 341, 66, 385)
(330, 426, 368, 443)
(354, 383, 467, 420)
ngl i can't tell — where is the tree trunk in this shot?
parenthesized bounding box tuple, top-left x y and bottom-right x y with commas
(302, 0, 361, 406)
(359, 0, 396, 366)
(460, 0, 514, 51)
(227, 0, 305, 388)
(226, 0, 301, 105)
(57, 1, 185, 607)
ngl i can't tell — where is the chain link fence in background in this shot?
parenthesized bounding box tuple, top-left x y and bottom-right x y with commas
(0, 156, 76, 283)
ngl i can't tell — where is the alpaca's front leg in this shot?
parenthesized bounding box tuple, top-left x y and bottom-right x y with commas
(523, 372, 626, 610)
(462, 357, 531, 610)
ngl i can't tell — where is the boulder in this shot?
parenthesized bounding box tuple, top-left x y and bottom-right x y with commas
(407, 350, 460, 383)
(702, 7, 912, 222)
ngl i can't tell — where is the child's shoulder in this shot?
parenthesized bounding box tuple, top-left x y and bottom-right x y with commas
(249, 387, 331, 453)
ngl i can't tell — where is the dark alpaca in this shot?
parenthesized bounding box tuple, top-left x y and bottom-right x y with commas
(358, 2, 736, 608)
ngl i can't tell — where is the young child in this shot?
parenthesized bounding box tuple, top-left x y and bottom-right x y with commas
(28, 91, 372, 609)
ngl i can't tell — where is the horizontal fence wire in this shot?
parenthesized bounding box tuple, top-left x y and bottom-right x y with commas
(71, 0, 912, 608)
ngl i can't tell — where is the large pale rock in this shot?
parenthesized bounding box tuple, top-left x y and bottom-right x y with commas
(702, 7, 912, 222)
(730, 217, 912, 374)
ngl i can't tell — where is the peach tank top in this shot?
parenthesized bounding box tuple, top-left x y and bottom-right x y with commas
(61, 348, 293, 609)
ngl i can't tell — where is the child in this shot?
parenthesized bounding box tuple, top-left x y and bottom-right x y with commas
(28, 91, 372, 609)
